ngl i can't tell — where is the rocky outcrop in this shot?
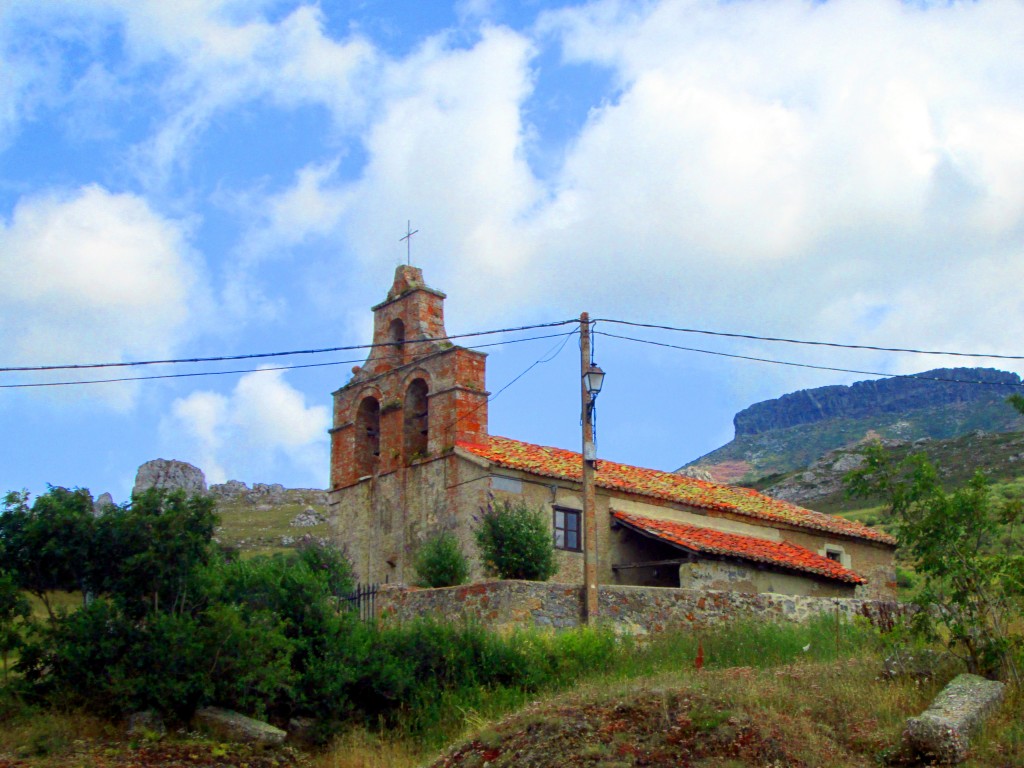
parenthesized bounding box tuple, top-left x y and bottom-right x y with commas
(734, 368, 1020, 436)
(133, 459, 207, 497)
(290, 508, 326, 527)
(763, 446, 877, 503)
(901, 673, 1006, 763)
(676, 466, 714, 482)
(93, 491, 114, 515)
(208, 480, 327, 507)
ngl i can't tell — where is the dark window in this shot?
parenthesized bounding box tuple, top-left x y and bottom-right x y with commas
(403, 378, 429, 461)
(389, 318, 405, 346)
(389, 319, 406, 364)
(355, 396, 380, 477)
(825, 549, 842, 562)
(553, 507, 581, 552)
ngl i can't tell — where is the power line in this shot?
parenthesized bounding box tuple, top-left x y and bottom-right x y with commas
(0, 332, 577, 389)
(10, 314, 1023, 376)
(596, 331, 1024, 388)
(441, 330, 578, 438)
(595, 319, 1024, 361)
(0, 319, 578, 374)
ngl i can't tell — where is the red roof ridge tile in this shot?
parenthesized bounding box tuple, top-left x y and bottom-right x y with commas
(612, 510, 866, 584)
(456, 435, 896, 547)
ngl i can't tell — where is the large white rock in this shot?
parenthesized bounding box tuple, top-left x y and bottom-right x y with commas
(133, 459, 207, 497)
(193, 707, 286, 745)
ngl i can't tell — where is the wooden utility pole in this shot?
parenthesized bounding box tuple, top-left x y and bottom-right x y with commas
(580, 312, 599, 623)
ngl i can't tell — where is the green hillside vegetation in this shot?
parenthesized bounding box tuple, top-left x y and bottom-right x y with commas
(751, 429, 1024, 516)
(692, 400, 1024, 484)
(213, 497, 330, 555)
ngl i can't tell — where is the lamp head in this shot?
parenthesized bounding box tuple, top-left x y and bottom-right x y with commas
(584, 363, 606, 398)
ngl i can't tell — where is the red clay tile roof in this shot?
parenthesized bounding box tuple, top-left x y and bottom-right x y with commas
(456, 435, 895, 546)
(612, 510, 867, 584)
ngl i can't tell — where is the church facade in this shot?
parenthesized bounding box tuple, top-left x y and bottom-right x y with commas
(328, 266, 897, 599)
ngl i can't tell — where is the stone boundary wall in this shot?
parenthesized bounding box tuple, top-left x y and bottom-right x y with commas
(376, 580, 907, 634)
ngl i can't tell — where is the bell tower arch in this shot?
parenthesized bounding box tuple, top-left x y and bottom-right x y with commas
(329, 265, 489, 489)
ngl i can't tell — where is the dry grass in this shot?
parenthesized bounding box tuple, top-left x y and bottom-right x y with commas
(417, 654, 1019, 768)
(0, 653, 1017, 767)
(0, 710, 114, 763)
(311, 729, 425, 768)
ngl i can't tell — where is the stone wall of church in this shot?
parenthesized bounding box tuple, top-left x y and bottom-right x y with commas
(330, 452, 492, 585)
(376, 580, 909, 635)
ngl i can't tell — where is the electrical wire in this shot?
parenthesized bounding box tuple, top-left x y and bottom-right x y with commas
(0, 319, 578, 374)
(0, 332, 578, 389)
(594, 318, 1024, 361)
(595, 331, 1024, 388)
(439, 330, 579, 438)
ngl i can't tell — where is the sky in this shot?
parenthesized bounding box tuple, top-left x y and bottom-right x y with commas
(2, 0, 1023, 502)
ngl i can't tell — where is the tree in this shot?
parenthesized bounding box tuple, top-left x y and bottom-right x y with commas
(846, 443, 1023, 682)
(1010, 393, 1024, 417)
(413, 532, 469, 588)
(0, 571, 30, 681)
(474, 499, 557, 581)
(92, 488, 217, 617)
(0, 487, 95, 619)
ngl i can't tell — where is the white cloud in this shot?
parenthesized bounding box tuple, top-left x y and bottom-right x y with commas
(516, 0, 1024, 362)
(109, 1, 378, 181)
(1, 1, 377, 179)
(239, 159, 352, 259)
(0, 185, 203, 409)
(162, 369, 329, 486)
(313, 25, 543, 324)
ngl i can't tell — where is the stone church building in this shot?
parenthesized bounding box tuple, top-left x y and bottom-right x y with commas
(328, 266, 897, 599)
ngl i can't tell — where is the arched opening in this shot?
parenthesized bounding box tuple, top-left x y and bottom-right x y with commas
(403, 378, 429, 461)
(355, 396, 380, 477)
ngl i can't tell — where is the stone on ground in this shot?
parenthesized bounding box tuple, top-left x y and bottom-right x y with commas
(193, 707, 286, 745)
(902, 673, 1006, 764)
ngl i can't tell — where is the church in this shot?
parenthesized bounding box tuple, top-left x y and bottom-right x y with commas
(327, 265, 897, 599)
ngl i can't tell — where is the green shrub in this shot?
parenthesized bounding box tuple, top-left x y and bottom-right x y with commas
(413, 532, 469, 587)
(295, 541, 354, 597)
(474, 499, 556, 581)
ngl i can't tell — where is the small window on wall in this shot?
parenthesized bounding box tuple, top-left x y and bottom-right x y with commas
(825, 548, 842, 562)
(403, 378, 429, 461)
(355, 396, 381, 477)
(389, 318, 405, 347)
(553, 507, 581, 552)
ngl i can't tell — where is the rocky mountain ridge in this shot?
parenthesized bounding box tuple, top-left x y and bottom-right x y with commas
(686, 368, 1024, 483)
(734, 368, 1021, 436)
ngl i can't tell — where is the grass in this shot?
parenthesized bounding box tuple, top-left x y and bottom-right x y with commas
(0, 616, 1018, 767)
(214, 499, 331, 555)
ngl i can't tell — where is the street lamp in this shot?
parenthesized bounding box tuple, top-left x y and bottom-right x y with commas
(582, 363, 605, 462)
(584, 364, 606, 402)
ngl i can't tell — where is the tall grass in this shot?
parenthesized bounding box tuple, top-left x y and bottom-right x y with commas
(359, 614, 882, 749)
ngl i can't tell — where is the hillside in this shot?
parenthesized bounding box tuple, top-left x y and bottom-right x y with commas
(752, 429, 1024, 517)
(685, 368, 1024, 483)
(132, 459, 331, 554)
